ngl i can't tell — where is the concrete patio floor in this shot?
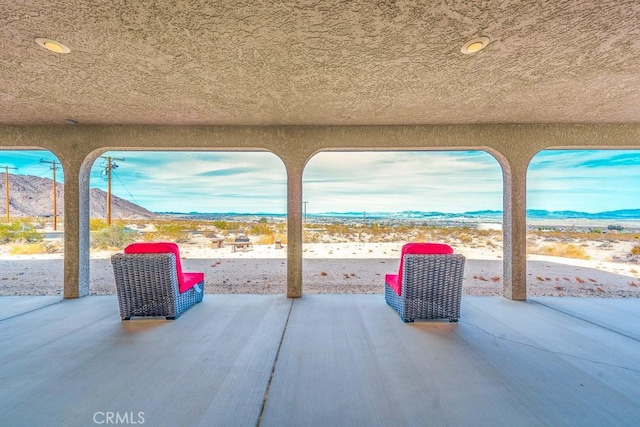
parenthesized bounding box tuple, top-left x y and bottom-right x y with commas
(1, 294, 639, 426)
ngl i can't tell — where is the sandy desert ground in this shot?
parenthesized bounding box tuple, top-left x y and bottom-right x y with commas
(1, 233, 639, 298)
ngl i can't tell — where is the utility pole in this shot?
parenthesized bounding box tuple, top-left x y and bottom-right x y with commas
(100, 156, 125, 225)
(1, 166, 17, 223)
(303, 201, 308, 224)
(40, 160, 59, 230)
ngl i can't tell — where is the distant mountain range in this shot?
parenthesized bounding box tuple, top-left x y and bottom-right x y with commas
(167, 209, 640, 223)
(4, 172, 637, 222)
(0, 173, 156, 219)
(312, 209, 640, 221)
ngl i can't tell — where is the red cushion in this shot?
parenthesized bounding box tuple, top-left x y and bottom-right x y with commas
(124, 242, 203, 293)
(385, 273, 401, 295)
(183, 272, 205, 289)
(386, 243, 454, 296)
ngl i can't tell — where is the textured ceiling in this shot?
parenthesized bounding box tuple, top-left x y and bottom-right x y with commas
(1, 0, 640, 126)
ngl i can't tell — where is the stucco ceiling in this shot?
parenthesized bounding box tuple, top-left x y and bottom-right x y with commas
(1, 0, 639, 126)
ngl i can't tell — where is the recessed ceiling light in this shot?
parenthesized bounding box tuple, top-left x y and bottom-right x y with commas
(461, 36, 490, 55)
(35, 37, 71, 54)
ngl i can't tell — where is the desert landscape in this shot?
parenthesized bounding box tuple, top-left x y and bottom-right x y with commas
(0, 218, 639, 298)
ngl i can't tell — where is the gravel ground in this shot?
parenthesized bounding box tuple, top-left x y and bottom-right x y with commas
(2, 257, 639, 298)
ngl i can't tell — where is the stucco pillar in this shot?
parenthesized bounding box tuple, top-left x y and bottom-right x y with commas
(286, 162, 304, 298)
(60, 158, 91, 298)
(501, 155, 530, 300)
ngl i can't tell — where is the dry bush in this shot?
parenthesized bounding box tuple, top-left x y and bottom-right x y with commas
(256, 232, 286, 245)
(631, 245, 640, 256)
(249, 223, 272, 235)
(92, 224, 140, 250)
(529, 243, 589, 260)
(304, 232, 321, 243)
(90, 218, 108, 231)
(10, 242, 48, 255)
(325, 223, 353, 237)
(456, 233, 474, 244)
(0, 220, 43, 243)
(485, 240, 498, 248)
(145, 222, 190, 243)
(211, 220, 230, 230)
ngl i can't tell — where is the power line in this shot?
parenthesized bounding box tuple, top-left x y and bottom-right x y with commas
(112, 169, 140, 206)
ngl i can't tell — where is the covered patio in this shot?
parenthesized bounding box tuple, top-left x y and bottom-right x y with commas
(2, 294, 639, 426)
(2, 2, 640, 425)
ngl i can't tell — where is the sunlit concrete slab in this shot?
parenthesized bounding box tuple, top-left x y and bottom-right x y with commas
(262, 295, 640, 426)
(532, 296, 640, 341)
(1, 294, 639, 426)
(0, 295, 62, 321)
(0, 295, 291, 427)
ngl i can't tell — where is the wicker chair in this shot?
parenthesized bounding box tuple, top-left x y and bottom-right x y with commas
(111, 242, 204, 320)
(385, 243, 465, 322)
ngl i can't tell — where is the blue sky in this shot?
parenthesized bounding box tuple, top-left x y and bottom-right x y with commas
(1, 149, 639, 214)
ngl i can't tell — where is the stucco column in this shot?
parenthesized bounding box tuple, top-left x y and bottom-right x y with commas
(501, 156, 530, 300)
(60, 158, 91, 298)
(286, 162, 304, 298)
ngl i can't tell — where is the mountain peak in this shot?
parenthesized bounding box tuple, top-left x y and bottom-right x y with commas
(0, 173, 156, 219)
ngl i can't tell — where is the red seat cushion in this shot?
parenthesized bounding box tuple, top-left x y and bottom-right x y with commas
(385, 243, 454, 296)
(182, 272, 205, 289)
(124, 242, 203, 293)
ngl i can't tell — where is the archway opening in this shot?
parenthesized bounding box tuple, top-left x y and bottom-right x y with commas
(527, 149, 640, 297)
(88, 151, 287, 295)
(0, 150, 64, 296)
(302, 150, 504, 295)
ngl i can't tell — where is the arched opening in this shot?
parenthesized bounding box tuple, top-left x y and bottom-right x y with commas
(87, 150, 287, 295)
(527, 149, 640, 297)
(302, 150, 504, 295)
(0, 149, 64, 296)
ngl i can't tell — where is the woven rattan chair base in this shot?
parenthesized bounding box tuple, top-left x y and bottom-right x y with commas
(111, 253, 204, 320)
(385, 254, 465, 322)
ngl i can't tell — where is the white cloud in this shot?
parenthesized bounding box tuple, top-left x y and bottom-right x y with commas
(2, 149, 638, 214)
(303, 151, 503, 213)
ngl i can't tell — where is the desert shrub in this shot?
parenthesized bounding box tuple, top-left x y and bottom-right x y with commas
(211, 219, 234, 230)
(256, 233, 287, 245)
(369, 223, 394, 237)
(250, 223, 272, 235)
(257, 234, 275, 245)
(90, 218, 108, 231)
(145, 222, 190, 242)
(10, 242, 48, 255)
(326, 223, 353, 237)
(631, 245, 640, 256)
(529, 243, 589, 260)
(304, 232, 321, 243)
(91, 224, 139, 250)
(0, 220, 43, 243)
(457, 233, 473, 244)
